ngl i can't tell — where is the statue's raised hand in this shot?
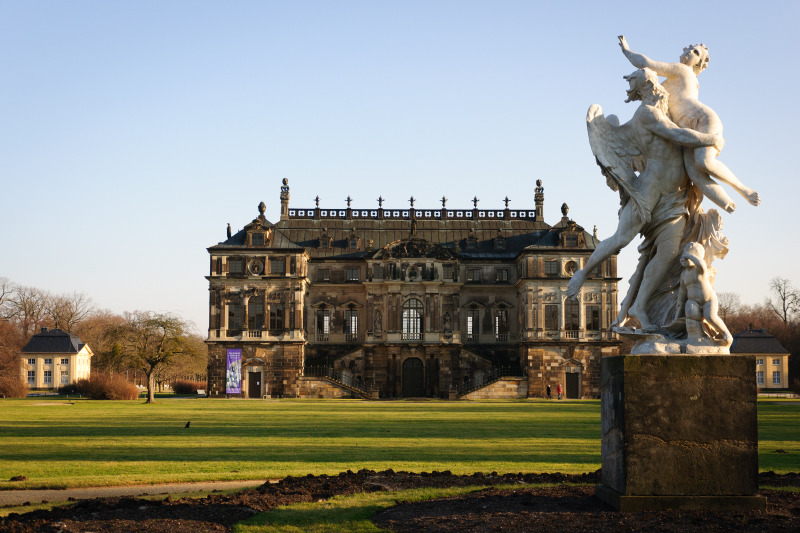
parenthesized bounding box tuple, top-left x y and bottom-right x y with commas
(618, 35, 630, 52)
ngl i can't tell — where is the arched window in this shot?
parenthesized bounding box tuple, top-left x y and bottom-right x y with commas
(402, 298, 423, 340)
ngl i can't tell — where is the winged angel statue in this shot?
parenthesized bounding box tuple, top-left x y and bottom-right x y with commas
(566, 66, 735, 353)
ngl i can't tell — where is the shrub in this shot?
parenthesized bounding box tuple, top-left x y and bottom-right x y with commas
(74, 374, 140, 400)
(790, 378, 800, 394)
(0, 375, 29, 398)
(172, 379, 206, 395)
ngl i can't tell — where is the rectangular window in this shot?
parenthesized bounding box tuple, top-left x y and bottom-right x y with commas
(61, 372, 69, 384)
(228, 258, 244, 275)
(269, 303, 284, 331)
(545, 260, 559, 277)
(773, 358, 780, 365)
(443, 264, 454, 280)
(757, 371, 764, 384)
(251, 233, 264, 246)
(346, 267, 359, 281)
(564, 300, 580, 331)
(466, 309, 480, 341)
(545, 304, 559, 330)
(228, 304, 243, 331)
(44, 358, 52, 365)
(496, 269, 509, 282)
(344, 309, 358, 341)
(27, 358, 35, 365)
(565, 235, 578, 247)
(586, 305, 601, 330)
(317, 268, 331, 281)
(466, 268, 481, 282)
(44, 370, 52, 384)
(756, 359, 764, 366)
(773, 371, 781, 385)
(373, 265, 384, 279)
(316, 309, 330, 340)
(350, 238, 359, 249)
(60, 358, 69, 365)
(27, 371, 35, 384)
(248, 299, 264, 330)
(270, 258, 286, 275)
(494, 309, 509, 341)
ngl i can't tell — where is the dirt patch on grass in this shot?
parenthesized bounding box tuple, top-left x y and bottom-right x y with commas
(1, 470, 798, 532)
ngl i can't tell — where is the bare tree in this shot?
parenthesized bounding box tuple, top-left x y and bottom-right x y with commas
(46, 292, 94, 332)
(7, 285, 51, 338)
(115, 311, 195, 403)
(765, 277, 800, 324)
(717, 292, 741, 322)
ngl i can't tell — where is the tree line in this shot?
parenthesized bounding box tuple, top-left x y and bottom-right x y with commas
(0, 277, 207, 402)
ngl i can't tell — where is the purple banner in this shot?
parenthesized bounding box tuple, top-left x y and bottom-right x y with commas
(226, 348, 242, 394)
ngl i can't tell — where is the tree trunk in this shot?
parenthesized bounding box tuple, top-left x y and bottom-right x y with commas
(146, 369, 156, 403)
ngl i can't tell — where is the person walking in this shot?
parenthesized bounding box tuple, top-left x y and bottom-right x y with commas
(557, 383, 562, 400)
(546, 384, 551, 400)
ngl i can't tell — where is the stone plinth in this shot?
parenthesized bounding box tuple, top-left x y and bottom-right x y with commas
(596, 354, 766, 511)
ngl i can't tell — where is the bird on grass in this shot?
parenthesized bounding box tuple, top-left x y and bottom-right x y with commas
(185, 421, 191, 428)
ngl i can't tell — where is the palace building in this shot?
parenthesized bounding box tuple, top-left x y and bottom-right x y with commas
(205, 179, 620, 399)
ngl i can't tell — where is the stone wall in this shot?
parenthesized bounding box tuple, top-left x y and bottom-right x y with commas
(297, 376, 358, 399)
(460, 377, 528, 399)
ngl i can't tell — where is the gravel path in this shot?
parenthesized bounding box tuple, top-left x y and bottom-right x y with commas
(0, 480, 270, 506)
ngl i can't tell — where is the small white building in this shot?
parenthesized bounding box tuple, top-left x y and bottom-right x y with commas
(20, 328, 93, 389)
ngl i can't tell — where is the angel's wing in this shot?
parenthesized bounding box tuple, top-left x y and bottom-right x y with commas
(586, 104, 650, 224)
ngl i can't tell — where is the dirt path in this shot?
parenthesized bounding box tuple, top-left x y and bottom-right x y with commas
(0, 479, 270, 506)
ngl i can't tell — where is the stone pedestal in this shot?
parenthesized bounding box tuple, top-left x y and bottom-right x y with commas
(596, 354, 766, 511)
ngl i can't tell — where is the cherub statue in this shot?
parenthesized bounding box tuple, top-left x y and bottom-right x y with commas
(619, 36, 760, 213)
(674, 242, 732, 346)
(567, 68, 723, 331)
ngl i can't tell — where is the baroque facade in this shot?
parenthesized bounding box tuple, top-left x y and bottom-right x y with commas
(205, 179, 620, 399)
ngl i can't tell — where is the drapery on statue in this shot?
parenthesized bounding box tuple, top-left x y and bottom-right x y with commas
(567, 37, 757, 353)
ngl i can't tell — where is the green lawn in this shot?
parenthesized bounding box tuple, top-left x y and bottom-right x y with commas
(0, 398, 797, 490)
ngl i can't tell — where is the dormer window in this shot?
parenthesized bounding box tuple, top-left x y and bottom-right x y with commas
(564, 234, 578, 247)
(251, 233, 264, 246)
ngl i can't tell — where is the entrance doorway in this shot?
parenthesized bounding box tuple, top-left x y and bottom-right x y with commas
(248, 372, 262, 398)
(402, 357, 425, 397)
(565, 372, 580, 399)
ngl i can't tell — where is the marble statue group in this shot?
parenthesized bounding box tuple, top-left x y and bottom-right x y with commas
(567, 36, 760, 354)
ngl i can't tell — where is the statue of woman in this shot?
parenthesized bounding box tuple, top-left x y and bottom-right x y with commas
(619, 36, 760, 213)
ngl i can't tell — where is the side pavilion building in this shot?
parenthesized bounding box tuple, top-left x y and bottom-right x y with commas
(205, 179, 620, 399)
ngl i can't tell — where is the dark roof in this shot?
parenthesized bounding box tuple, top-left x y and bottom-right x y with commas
(730, 329, 789, 355)
(209, 210, 597, 260)
(22, 328, 87, 354)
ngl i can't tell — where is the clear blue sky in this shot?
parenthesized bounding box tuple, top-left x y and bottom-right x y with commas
(1, 1, 797, 333)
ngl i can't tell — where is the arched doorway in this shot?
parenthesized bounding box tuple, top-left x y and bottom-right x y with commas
(402, 357, 425, 397)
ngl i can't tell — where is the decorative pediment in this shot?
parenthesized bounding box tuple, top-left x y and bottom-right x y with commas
(370, 238, 459, 260)
(462, 300, 486, 310)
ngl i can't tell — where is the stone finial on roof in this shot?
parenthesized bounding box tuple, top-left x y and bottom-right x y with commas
(315, 195, 320, 208)
(504, 196, 510, 208)
(227, 223, 232, 239)
(561, 203, 569, 216)
(593, 225, 598, 239)
(441, 196, 447, 208)
(472, 196, 479, 208)
(378, 196, 384, 207)
(409, 196, 415, 208)
(346, 196, 352, 207)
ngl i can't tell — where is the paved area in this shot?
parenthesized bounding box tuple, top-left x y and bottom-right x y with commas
(0, 480, 270, 507)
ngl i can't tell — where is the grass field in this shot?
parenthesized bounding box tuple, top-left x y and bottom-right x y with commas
(0, 397, 797, 490)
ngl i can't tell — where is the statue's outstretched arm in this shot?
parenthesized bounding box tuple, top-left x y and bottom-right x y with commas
(618, 36, 684, 78)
